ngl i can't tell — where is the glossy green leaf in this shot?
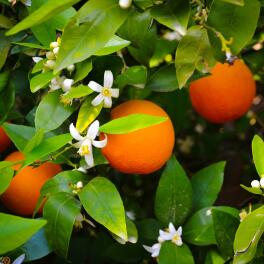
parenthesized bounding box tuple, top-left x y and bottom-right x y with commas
(233, 206, 264, 264)
(76, 96, 103, 133)
(155, 156, 192, 226)
(100, 114, 167, 134)
(0, 14, 13, 29)
(6, 0, 80, 36)
(151, 0, 190, 33)
(212, 209, 240, 258)
(43, 192, 81, 258)
(205, 250, 225, 264)
(183, 206, 239, 246)
(55, 0, 129, 71)
(23, 133, 72, 166)
(14, 42, 48, 50)
(30, 71, 55, 93)
(79, 177, 127, 241)
(175, 26, 215, 88)
(35, 91, 74, 132)
(0, 31, 10, 71)
(95, 35, 130, 56)
(0, 213, 46, 254)
(147, 64, 178, 92)
(252, 135, 264, 177)
(0, 71, 9, 92)
(240, 184, 263, 195)
(3, 123, 36, 151)
(62, 85, 93, 100)
(191, 161, 226, 211)
(74, 59, 93, 83)
(207, 0, 260, 59)
(23, 129, 45, 154)
(219, 0, 244, 6)
(32, 59, 47, 74)
(159, 242, 194, 264)
(0, 162, 14, 195)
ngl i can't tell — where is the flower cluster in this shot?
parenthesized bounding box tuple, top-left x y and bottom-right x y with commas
(143, 223, 183, 258)
(251, 178, 264, 189)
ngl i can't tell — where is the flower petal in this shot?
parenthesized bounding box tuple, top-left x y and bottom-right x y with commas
(91, 94, 104, 106)
(13, 254, 26, 264)
(103, 70, 113, 88)
(143, 245, 153, 254)
(32, 57, 43, 63)
(175, 237, 183, 246)
(69, 123, 83, 141)
(104, 96, 112, 108)
(88, 81, 102, 92)
(177, 226, 183, 236)
(77, 167, 87, 173)
(169, 222, 177, 235)
(110, 88, 119, 98)
(93, 134, 107, 148)
(85, 153, 94, 168)
(62, 79, 74, 92)
(159, 230, 172, 241)
(87, 120, 100, 139)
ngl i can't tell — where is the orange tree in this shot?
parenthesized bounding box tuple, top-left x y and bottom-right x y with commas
(0, 0, 264, 263)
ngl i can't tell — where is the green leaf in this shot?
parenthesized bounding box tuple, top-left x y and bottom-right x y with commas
(78, 177, 127, 241)
(0, 14, 13, 29)
(151, 0, 190, 33)
(55, 0, 129, 71)
(191, 161, 226, 211)
(183, 206, 239, 246)
(0, 213, 46, 254)
(155, 156, 192, 226)
(212, 209, 240, 258)
(23, 133, 72, 166)
(32, 59, 47, 74)
(95, 35, 130, 56)
(207, 0, 260, 59)
(35, 91, 74, 132)
(116, 65, 147, 89)
(175, 26, 215, 88)
(14, 42, 48, 50)
(23, 129, 45, 154)
(100, 114, 167, 134)
(0, 71, 9, 92)
(30, 71, 55, 93)
(43, 192, 81, 258)
(146, 64, 178, 92)
(74, 59, 93, 83)
(0, 31, 11, 71)
(219, 0, 244, 6)
(159, 242, 194, 264)
(61, 85, 93, 100)
(6, 0, 80, 36)
(2, 123, 36, 151)
(233, 206, 264, 264)
(76, 96, 103, 133)
(252, 135, 264, 177)
(205, 250, 225, 264)
(0, 162, 14, 195)
(240, 184, 263, 195)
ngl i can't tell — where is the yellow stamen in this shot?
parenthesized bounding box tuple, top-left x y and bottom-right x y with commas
(172, 234, 180, 243)
(102, 87, 111, 97)
(79, 145, 90, 156)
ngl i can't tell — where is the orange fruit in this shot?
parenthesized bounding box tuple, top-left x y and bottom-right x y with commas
(1, 151, 62, 216)
(189, 60, 256, 123)
(101, 100, 175, 174)
(0, 126, 11, 153)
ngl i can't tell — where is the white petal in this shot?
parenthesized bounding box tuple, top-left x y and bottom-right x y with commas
(87, 120, 100, 139)
(62, 79, 74, 92)
(77, 167, 87, 173)
(23, 0, 31, 6)
(91, 94, 104, 106)
(85, 153, 94, 168)
(251, 180, 260, 188)
(71, 141, 82, 148)
(260, 178, 264, 188)
(177, 226, 182, 236)
(175, 237, 183, 247)
(69, 123, 83, 141)
(143, 245, 153, 254)
(93, 135, 107, 148)
(103, 70, 113, 88)
(53, 47, 60, 55)
(104, 96, 112, 108)
(110, 88, 119, 98)
(88, 81, 103, 92)
(159, 230, 172, 241)
(13, 254, 26, 264)
(169, 222, 177, 235)
(32, 57, 43, 63)
(50, 41, 59, 49)
(151, 243, 161, 257)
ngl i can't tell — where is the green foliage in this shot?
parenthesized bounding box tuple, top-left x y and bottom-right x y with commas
(0, 162, 13, 195)
(252, 135, 264, 177)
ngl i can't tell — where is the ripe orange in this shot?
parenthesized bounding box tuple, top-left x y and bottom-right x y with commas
(189, 60, 256, 123)
(0, 151, 62, 216)
(0, 126, 11, 153)
(101, 100, 175, 174)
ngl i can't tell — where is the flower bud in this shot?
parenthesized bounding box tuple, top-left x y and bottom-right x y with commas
(76, 181, 83, 189)
(62, 78, 74, 92)
(260, 178, 264, 188)
(251, 180, 260, 188)
(67, 64, 75, 72)
(32, 57, 43, 63)
(119, 0, 132, 9)
(53, 47, 60, 56)
(50, 41, 59, 49)
(45, 60, 56, 69)
(46, 51, 55, 60)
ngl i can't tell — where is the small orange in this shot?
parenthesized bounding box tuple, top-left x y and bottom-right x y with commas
(101, 100, 175, 174)
(0, 126, 11, 153)
(1, 151, 62, 216)
(189, 60, 256, 123)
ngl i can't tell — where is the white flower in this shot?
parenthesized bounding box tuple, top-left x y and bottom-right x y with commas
(119, 0, 132, 9)
(62, 79, 74, 92)
(50, 41, 59, 49)
(159, 223, 183, 246)
(32, 57, 43, 63)
(67, 64, 75, 72)
(53, 47, 60, 56)
(46, 51, 55, 60)
(88, 70, 119, 108)
(143, 243, 161, 258)
(260, 178, 264, 188)
(69, 121, 107, 168)
(49, 76, 65, 91)
(76, 181, 83, 189)
(45, 59, 56, 69)
(251, 180, 260, 188)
